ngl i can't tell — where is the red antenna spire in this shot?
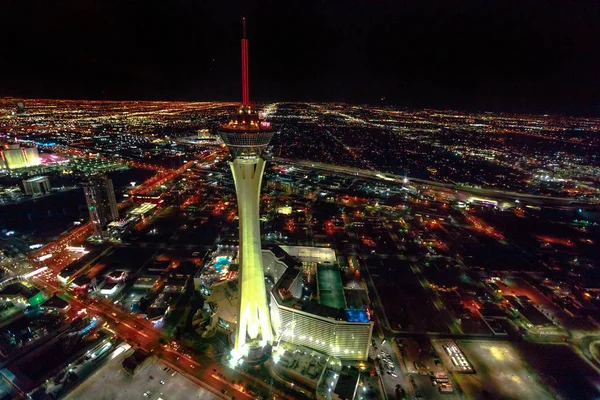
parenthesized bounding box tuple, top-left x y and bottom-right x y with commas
(241, 17, 250, 106)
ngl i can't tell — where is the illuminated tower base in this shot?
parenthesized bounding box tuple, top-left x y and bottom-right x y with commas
(231, 158, 273, 358)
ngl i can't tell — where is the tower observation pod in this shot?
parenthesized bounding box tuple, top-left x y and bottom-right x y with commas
(218, 17, 275, 364)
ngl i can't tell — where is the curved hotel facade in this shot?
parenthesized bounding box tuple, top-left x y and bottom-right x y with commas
(270, 295, 373, 361)
(267, 248, 373, 361)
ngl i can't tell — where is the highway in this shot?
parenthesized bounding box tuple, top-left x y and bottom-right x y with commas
(275, 157, 599, 207)
(30, 223, 93, 262)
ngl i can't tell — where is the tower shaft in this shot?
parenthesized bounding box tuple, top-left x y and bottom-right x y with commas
(218, 18, 275, 363)
(231, 159, 273, 350)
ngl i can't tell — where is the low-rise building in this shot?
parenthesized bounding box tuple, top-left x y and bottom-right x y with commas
(133, 274, 160, 290)
(0, 282, 44, 307)
(22, 176, 51, 196)
(41, 295, 70, 314)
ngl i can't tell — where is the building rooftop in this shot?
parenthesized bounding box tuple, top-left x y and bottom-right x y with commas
(42, 295, 69, 309)
(207, 280, 239, 325)
(271, 246, 371, 324)
(334, 366, 360, 400)
(273, 342, 329, 387)
(317, 265, 346, 309)
(264, 244, 303, 269)
(129, 202, 156, 215)
(72, 276, 91, 287)
(301, 301, 345, 320)
(508, 296, 552, 326)
(279, 245, 336, 264)
(0, 282, 40, 299)
(101, 281, 118, 291)
(23, 176, 48, 183)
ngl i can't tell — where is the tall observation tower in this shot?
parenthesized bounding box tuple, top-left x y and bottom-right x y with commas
(218, 18, 275, 364)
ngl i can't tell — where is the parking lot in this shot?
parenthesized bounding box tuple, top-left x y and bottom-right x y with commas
(65, 349, 218, 400)
(374, 337, 409, 399)
(452, 341, 553, 400)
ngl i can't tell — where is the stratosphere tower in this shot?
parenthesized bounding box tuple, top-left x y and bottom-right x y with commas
(217, 17, 275, 364)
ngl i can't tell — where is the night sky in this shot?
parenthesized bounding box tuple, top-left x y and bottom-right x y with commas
(1, 0, 600, 115)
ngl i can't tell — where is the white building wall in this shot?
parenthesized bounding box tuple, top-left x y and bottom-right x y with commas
(271, 292, 372, 361)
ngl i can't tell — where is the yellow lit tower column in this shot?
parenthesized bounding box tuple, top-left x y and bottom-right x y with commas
(218, 17, 275, 364)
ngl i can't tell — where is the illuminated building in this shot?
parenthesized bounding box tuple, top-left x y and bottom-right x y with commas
(0, 282, 45, 307)
(131, 192, 165, 205)
(22, 147, 40, 166)
(41, 295, 70, 314)
(2, 146, 26, 169)
(107, 270, 128, 282)
(22, 176, 51, 195)
(0, 144, 41, 170)
(128, 202, 157, 218)
(217, 18, 275, 362)
(99, 282, 122, 296)
(270, 295, 373, 360)
(269, 247, 373, 361)
(83, 176, 119, 238)
(133, 274, 160, 290)
(176, 129, 223, 146)
(202, 246, 373, 361)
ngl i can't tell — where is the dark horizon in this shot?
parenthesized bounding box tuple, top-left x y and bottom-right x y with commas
(1, 0, 600, 117)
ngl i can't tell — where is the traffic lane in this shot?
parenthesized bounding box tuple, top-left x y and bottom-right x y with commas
(108, 318, 157, 343)
(161, 348, 294, 400)
(30, 223, 93, 261)
(38, 274, 175, 351)
(33, 276, 159, 347)
(160, 351, 254, 400)
(95, 318, 245, 399)
(379, 338, 404, 376)
(89, 300, 156, 331)
(32, 152, 219, 268)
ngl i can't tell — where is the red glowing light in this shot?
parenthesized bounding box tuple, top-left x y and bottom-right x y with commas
(241, 18, 250, 106)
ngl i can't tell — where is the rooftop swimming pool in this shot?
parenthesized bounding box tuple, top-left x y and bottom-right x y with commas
(213, 256, 231, 272)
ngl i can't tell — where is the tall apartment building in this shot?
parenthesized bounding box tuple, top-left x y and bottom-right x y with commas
(83, 176, 119, 238)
